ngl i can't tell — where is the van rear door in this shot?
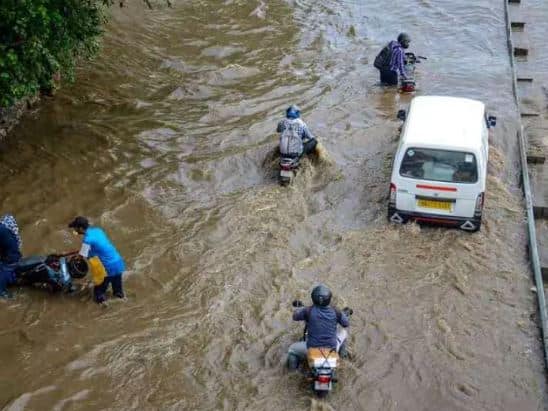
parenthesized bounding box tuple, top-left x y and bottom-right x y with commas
(395, 147, 482, 218)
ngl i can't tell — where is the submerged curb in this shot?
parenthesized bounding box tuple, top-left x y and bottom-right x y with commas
(503, 0, 548, 372)
(0, 95, 39, 141)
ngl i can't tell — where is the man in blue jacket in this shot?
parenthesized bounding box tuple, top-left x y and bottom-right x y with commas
(287, 284, 350, 370)
(0, 214, 22, 298)
(69, 216, 126, 304)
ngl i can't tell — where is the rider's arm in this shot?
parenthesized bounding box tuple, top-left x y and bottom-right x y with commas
(336, 309, 350, 327)
(394, 47, 407, 78)
(277, 120, 285, 133)
(79, 243, 91, 258)
(301, 122, 314, 141)
(79, 232, 93, 258)
(293, 307, 308, 321)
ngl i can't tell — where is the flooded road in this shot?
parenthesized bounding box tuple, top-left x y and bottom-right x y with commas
(1, 0, 547, 410)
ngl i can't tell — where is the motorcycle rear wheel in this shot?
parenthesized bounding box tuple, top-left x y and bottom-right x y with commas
(314, 390, 329, 398)
(279, 176, 291, 186)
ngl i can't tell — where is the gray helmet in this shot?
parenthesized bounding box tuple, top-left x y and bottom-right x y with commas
(397, 33, 411, 49)
(311, 284, 332, 307)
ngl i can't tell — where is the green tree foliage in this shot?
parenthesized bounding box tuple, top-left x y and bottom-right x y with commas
(0, 0, 111, 108)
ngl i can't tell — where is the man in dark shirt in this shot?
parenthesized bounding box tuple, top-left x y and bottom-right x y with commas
(287, 284, 350, 370)
(0, 214, 22, 298)
(375, 33, 411, 86)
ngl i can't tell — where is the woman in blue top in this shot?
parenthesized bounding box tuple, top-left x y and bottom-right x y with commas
(69, 216, 126, 304)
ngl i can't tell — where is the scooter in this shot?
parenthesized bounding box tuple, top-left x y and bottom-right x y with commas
(289, 300, 353, 398)
(14, 251, 88, 293)
(279, 156, 300, 186)
(401, 52, 426, 93)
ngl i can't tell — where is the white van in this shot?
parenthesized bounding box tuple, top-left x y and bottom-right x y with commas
(388, 96, 496, 232)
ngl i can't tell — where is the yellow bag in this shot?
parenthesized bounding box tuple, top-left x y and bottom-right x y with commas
(88, 256, 107, 286)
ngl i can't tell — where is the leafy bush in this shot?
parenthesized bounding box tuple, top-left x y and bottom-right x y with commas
(0, 0, 109, 108)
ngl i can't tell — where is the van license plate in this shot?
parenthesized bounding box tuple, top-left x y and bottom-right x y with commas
(417, 199, 452, 210)
(280, 170, 293, 177)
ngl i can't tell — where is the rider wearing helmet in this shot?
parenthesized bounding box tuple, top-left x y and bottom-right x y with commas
(287, 284, 350, 370)
(374, 32, 411, 86)
(277, 105, 317, 157)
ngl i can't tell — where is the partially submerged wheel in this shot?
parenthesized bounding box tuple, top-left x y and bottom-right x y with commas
(279, 176, 291, 186)
(68, 256, 88, 279)
(460, 219, 481, 233)
(314, 390, 329, 398)
(388, 208, 406, 224)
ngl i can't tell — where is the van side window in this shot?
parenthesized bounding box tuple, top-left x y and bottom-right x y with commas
(399, 148, 478, 183)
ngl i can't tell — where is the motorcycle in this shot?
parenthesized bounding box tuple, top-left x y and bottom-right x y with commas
(289, 300, 353, 398)
(14, 251, 88, 293)
(279, 155, 300, 186)
(401, 52, 427, 93)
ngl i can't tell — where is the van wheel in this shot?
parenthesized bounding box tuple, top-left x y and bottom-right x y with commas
(471, 220, 481, 232)
(462, 219, 481, 232)
(388, 208, 406, 224)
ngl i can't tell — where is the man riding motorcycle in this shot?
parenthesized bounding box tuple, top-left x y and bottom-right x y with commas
(277, 105, 317, 158)
(287, 284, 350, 370)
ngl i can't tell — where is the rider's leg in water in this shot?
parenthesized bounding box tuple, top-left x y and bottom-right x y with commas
(94, 276, 111, 303)
(111, 274, 124, 299)
(287, 341, 307, 370)
(380, 69, 398, 86)
(0, 263, 15, 298)
(0, 270, 10, 298)
(336, 328, 349, 358)
(303, 138, 318, 155)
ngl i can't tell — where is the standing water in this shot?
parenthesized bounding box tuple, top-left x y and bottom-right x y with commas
(0, 1, 547, 410)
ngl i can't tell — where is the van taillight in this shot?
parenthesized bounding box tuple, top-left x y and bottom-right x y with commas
(475, 192, 484, 213)
(389, 183, 397, 204)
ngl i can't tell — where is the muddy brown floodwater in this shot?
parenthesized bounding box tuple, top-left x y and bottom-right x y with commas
(0, 1, 547, 410)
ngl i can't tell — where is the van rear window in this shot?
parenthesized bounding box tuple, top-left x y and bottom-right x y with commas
(399, 148, 478, 183)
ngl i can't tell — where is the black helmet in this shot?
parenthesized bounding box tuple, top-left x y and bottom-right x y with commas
(311, 284, 332, 307)
(397, 33, 411, 49)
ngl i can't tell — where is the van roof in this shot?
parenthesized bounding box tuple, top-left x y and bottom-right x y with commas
(402, 96, 486, 152)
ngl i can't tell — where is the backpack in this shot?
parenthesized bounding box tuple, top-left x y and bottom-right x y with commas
(374, 43, 392, 70)
(279, 120, 303, 155)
